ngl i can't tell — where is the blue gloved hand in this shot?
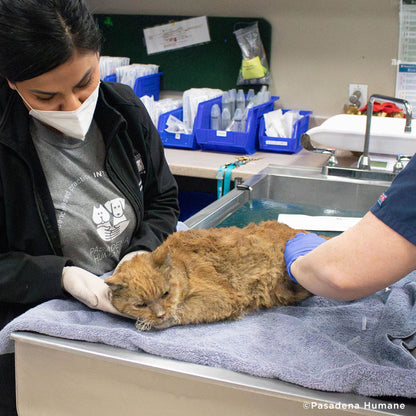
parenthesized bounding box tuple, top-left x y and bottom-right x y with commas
(284, 232, 327, 283)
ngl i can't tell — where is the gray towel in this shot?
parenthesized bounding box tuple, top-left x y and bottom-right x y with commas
(1, 271, 416, 398)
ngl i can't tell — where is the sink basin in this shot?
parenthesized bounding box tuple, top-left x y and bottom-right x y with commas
(306, 114, 416, 155)
(185, 164, 390, 229)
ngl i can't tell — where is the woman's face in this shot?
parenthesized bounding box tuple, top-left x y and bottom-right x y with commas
(9, 50, 100, 112)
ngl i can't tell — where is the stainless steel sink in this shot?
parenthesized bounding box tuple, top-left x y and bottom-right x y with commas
(180, 165, 416, 416)
(185, 164, 390, 229)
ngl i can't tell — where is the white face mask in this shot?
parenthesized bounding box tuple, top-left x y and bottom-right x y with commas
(16, 82, 100, 140)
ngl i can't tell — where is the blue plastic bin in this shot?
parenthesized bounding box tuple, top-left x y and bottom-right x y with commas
(133, 72, 163, 100)
(103, 74, 117, 82)
(258, 109, 312, 153)
(157, 107, 200, 150)
(195, 96, 279, 154)
(103, 72, 163, 100)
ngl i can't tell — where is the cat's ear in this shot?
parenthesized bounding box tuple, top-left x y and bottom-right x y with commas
(152, 244, 171, 267)
(105, 274, 128, 291)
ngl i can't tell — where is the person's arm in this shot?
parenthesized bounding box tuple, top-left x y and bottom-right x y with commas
(100, 82, 179, 257)
(135, 124, 179, 249)
(62, 266, 127, 316)
(0, 251, 68, 304)
(289, 212, 416, 301)
(122, 91, 179, 254)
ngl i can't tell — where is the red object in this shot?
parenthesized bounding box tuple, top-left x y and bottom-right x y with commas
(359, 101, 403, 114)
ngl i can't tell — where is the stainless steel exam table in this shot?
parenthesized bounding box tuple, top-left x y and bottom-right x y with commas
(12, 165, 416, 416)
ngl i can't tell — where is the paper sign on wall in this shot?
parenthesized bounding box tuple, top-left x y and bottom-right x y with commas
(396, 2, 416, 112)
(144, 16, 210, 55)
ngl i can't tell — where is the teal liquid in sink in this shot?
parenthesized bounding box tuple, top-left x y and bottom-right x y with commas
(215, 199, 366, 236)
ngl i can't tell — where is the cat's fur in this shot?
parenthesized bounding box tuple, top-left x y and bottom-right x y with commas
(106, 221, 313, 331)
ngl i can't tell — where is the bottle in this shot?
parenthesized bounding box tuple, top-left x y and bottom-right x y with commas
(210, 104, 221, 130)
(229, 89, 236, 117)
(221, 107, 231, 130)
(257, 85, 269, 104)
(246, 89, 255, 104)
(230, 108, 244, 132)
(236, 89, 246, 113)
(221, 92, 232, 119)
(263, 90, 271, 103)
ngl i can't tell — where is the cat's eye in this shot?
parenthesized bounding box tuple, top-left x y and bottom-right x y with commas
(161, 291, 169, 299)
(134, 302, 147, 308)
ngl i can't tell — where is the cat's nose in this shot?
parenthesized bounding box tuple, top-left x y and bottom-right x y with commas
(152, 304, 166, 318)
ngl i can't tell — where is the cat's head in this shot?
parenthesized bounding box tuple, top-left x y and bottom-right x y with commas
(105, 247, 188, 331)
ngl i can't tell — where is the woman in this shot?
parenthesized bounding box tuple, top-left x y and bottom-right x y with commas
(285, 155, 416, 301)
(0, 1, 179, 413)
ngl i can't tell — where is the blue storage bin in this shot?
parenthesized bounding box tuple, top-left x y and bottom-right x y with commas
(103, 72, 163, 100)
(157, 107, 200, 150)
(195, 96, 279, 154)
(258, 110, 312, 153)
(133, 72, 163, 100)
(103, 74, 117, 82)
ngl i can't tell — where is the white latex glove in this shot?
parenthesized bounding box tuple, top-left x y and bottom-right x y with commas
(62, 266, 124, 316)
(115, 250, 148, 271)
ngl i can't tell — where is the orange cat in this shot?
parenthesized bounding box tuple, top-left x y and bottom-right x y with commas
(106, 221, 313, 330)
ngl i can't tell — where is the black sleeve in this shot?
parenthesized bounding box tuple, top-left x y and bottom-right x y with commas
(115, 87, 180, 254)
(0, 252, 69, 304)
(0, 166, 70, 306)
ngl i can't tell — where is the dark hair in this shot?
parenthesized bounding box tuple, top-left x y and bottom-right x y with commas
(0, 0, 101, 82)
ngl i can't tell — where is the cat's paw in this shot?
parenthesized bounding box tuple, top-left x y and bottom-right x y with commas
(135, 318, 154, 331)
(135, 317, 176, 331)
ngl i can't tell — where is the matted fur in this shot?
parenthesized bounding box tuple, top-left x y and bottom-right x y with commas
(106, 221, 313, 330)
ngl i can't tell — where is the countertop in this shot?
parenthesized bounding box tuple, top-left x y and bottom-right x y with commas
(164, 148, 330, 180)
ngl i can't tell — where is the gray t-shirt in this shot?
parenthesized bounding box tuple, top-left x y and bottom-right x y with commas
(30, 119, 137, 274)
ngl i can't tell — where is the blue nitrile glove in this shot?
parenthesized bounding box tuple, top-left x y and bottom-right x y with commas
(284, 232, 327, 283)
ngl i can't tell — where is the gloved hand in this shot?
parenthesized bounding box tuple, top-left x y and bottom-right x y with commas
(284, 232, 327, 283)
(115, 250, 148, 271)
(62, 266, 124, 316)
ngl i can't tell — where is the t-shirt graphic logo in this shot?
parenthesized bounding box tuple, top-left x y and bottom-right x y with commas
(92, 197, 130, 241)
(377, 192, 387, 206)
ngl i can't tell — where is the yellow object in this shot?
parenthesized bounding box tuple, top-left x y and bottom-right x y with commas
(242, 56, 266, 79)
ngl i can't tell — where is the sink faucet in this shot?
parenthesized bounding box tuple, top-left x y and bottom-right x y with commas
(358, 94, 412, 170)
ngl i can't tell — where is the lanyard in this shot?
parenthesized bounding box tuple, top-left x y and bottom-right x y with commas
(216, 164, 227, 199)
(216, 156, 258, 198)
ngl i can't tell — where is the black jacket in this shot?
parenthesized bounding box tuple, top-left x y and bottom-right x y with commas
(0, 79, 179, 329)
